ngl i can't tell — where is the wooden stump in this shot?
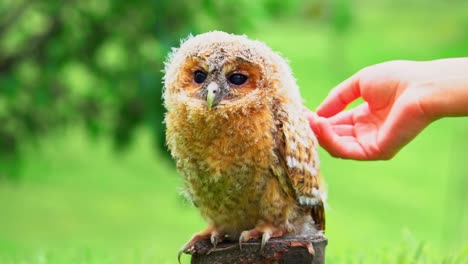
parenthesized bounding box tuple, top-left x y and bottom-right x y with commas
(189, 235, 327, 264)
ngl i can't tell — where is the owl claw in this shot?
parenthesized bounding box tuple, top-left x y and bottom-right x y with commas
(210, 231, 223, 248)
(211, 235, 218, 248)
(178, 244, 194, 264)
(177, 226, 216, 263)
(238, 231, 246, 250)
(239, 229, 262, 250)
(238, 225, 286, 252)
(178, 240, 199, 264)
(260, 231, 272, 253)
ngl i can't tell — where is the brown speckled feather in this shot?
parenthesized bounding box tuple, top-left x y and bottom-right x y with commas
(272, 101, 326, 232)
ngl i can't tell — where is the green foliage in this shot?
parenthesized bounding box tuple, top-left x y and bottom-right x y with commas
(329, 0, 353, 33)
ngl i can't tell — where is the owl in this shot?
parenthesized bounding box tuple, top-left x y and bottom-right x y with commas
(163, 31, 326, 260)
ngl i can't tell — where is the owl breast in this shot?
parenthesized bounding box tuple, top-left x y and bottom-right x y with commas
(166, 103, 295, 236)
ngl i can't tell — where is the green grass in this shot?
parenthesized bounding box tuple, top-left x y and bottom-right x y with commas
(0, 130, 196, 263)
(1, 3, 468, 263)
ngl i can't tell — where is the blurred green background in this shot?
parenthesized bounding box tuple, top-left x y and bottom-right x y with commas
(0, 0, 467, 263)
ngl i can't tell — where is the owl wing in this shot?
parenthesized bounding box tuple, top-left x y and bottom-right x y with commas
(271, 105, 326, 231)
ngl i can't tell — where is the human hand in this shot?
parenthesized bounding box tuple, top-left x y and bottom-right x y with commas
(306, 59, 468, 160)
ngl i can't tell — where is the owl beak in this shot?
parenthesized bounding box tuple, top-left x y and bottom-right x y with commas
(206, 82, 219, 110)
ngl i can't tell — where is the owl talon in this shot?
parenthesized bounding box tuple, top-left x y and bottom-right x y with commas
(178, 226, 216, 263)
(210, 231, 224, 248)
(178, 240, 200, 264)
(238, 231, 246, 250)
(239, 229, 262, 250)
(260, 231, 272, 253)
(211, 234, 218, 248)
(178, 244, 195, 264)
(238, 225, 286, 252)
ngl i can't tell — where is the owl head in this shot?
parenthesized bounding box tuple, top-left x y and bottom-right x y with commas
(163, 31, 302, 114)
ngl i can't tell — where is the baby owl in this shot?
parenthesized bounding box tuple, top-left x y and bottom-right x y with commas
(163, 31, 326, 259)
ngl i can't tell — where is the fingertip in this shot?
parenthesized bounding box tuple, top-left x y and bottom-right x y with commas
(314, 119, 342, 157)
(303, 107, 319, 129)
(314, 117, 334, 143)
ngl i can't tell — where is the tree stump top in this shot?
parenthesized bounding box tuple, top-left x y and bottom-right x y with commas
(189, 235, 327, 264)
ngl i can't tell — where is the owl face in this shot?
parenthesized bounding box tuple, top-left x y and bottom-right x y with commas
(177, 54, 263, 110)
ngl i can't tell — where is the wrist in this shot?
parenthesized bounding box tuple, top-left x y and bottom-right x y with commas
(419, 76, 468, 120)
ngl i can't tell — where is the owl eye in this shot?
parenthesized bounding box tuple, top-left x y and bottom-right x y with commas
(228, 74, 248, 85)
(194, 70, 207, 84)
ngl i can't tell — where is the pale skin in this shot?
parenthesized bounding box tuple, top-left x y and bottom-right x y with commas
(306, 58, 468, 160)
